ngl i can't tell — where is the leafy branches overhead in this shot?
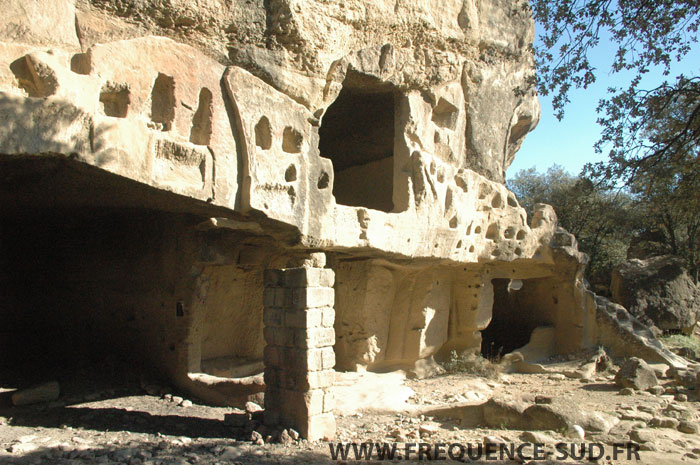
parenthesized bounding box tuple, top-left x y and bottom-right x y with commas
(531, 0, 700, 181)
(529, 1, 700, 282)
(628, 88, 700, 279)
(532, 0, 700, 117)
(592, 75, 700, 186)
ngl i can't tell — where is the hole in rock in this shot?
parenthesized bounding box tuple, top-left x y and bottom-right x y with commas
(317, 171, 330, 189)
(491, 193, 503, 209)
(70, 53, 92, 75)
(150, 73, 175, 131)
(480, 279, 555, 360)
(455, 174, 469, 192)
(285, 164, 297, 182)
(0, 206, 183, 389)
(193, 264, 265, 380)
(431, 97, 459, 130)
(319, 71, 397, 213)
(99, 82, 131, 118)
(485, 224, 499, 240)
(10, 55, 58, 98)
(282, 127, 303, 153)
(255, 117, 272, 150)
(189, 88, 213, 145)
(508, 115, 533, 148)
(0, 157, 267, 398)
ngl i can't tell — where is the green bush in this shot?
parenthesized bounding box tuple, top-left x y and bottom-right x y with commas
(660, 334, 700, 358)
(441, 350, 501, 379)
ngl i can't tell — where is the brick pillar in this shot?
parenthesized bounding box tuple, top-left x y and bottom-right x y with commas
(263, 262, 336, 441)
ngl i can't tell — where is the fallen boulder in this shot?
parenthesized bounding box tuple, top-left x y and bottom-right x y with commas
(611, 255, 700, 334)
(522, 399, 616, 433)
(482, 396, 527, 429)
(615, 358, 659, 391)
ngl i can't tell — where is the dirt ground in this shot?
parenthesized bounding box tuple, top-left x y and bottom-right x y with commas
(1, 357, 699, 465)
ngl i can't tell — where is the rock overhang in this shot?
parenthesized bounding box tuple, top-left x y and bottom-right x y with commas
(0, 32, 548, 267)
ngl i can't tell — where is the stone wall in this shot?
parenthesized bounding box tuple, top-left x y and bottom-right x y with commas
(263, 263, 337, 441)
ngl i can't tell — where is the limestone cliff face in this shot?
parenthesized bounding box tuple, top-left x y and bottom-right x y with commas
(0, 0, 682, 409)
(76, 0, 540, 182)
(0, 0, 543, 253)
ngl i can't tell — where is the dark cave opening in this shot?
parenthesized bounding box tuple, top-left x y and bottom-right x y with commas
(480, 278, 553, 359)
(319, 72, 397, 213)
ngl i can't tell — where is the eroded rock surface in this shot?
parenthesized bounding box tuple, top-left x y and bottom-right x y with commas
(611, 255, 700, 334)
(615, 358, 659, 391)
(0, 0, 687, 441)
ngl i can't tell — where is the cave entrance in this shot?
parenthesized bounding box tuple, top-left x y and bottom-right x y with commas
(0, 157, 274, 409)
(319, 71, 397, 213)
(0, 156, 224, 398)
(188, 263, 265, 380)
(0, 206, 181, 391)
(480, 278, 554, 360)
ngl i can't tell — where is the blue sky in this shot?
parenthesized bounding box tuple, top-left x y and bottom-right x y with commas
(507, 28, 700, 179)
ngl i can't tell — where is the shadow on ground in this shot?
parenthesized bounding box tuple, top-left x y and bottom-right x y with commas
(1, 440, 338, 465)
(581, 383, 619, 392)
(4, 406, 237, 439)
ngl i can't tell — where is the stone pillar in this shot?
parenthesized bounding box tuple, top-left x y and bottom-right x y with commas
(262, 260, 336, 441)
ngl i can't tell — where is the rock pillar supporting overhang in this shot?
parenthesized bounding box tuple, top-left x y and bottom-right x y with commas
(262, 256, 337, 441)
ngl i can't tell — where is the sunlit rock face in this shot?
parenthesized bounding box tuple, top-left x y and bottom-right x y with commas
(0, 0, 682, 416)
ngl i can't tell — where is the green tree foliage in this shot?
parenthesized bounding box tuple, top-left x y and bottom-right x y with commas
(530, 0, 699, 124)
(529, 0, 700, 282)
(629, 91, 700, 280)
(508, 165, 639, 287)
(529, 0, 700, 189)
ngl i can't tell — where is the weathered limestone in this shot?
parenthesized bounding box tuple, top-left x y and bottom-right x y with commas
(615, 358, 659, 391)
(0, 0, 687, 442)
(1, 0, 80, 50)
(263, 262, 337, 441)
(611, 255, 700, 334)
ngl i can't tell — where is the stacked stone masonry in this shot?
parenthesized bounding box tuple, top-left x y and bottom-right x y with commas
(262, 266, 337, 441)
